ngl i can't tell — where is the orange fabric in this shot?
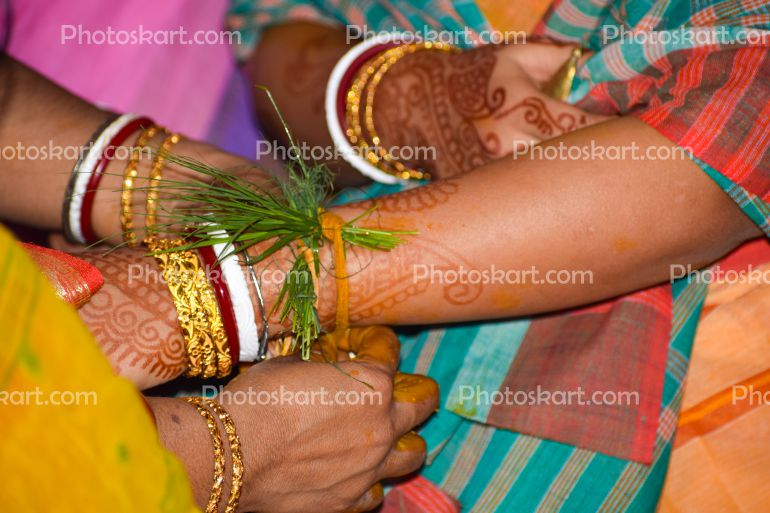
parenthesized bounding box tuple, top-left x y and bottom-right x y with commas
(676, 368, 770, 447)
(476, 0, 552, 35)
(660, 240, 770, 513)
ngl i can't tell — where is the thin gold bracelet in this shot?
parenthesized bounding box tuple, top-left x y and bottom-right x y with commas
(120, 126, 159, 247)
(202, 399, 244, 513)
(344, 42, 455, 181)
(364, 42, 456, 180)
(147, 238, 231, 378)
(345, 48, 403, 175)
(145, 132, 181, 240)
(185, 397, 226, 513)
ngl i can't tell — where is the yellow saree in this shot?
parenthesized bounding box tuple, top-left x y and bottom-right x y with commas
(0, 224, 198, 513)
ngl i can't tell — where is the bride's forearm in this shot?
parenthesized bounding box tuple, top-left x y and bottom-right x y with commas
(261, 116, 759, 329)
(0, 57, 109, 229)
(0, 56, 279, 243)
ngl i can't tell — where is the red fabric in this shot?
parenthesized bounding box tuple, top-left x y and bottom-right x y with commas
(699, 238, 770, 318)
(197, 244, 240, 366)
(381, 476, 460, 513)
(22, 243, 104, 308)
(488, 285, 672, 464)
(709, 238, 770, 273)
(577, 46, 770, 202)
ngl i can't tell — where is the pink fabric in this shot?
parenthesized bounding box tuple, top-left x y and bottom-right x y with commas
(381, 476, 460, 513)
(8, 0, 234, 138)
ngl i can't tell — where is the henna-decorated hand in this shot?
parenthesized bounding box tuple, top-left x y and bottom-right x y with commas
(372, 42, 614, 178)
(76, 247, 188, 389)
(72, 241, 324, 390)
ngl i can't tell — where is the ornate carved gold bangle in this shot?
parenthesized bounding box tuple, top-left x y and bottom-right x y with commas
(147, 237, 231, 378)
(145, 132, 181, 240)
(120, 126, 159, 247)
(202, 399, 244, 513)
(198, 257, 233, 378)
(185, 397, 226, 513)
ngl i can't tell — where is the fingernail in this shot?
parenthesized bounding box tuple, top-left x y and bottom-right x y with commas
(393, 372, 439, 403)
(395, 431, 427, 452)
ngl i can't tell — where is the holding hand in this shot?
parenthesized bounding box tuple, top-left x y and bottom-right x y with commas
(153, 326, 439, 513)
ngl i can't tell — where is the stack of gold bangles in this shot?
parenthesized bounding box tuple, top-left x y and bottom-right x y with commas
(146, 237, 232, 378)
(62, 116, 243, 376)
(326, 36, 458, 183)
(185, 397, 244, 513)
(119, 125, 180, 248)
(118, 124, 247, 378)
(346, 41, 456, 181)
(327, 37, 584, 183)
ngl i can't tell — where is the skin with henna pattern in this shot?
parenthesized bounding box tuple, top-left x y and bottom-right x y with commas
(372, 43, 611, 177)
(275, 182, 482, 328)
(359, 180, 460, 213)
(348, 237, 484, 322)
(372, 46, 501, 178)
(78, 250, 186, 389)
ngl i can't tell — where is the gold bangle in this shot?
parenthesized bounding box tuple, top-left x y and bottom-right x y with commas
(145, 132, 181, 240)
(202, 399, 244, 513)
(198, 253, 233, 378)
(344, 42, 456, 181)
(364, 42, 456, 180)
(185, 397, 226, 513)
(345, 48, 398, 169)
(345, 48, 403, 175)
(147, 238, 231, 378)
(120, 126, 159, 247)
(357, 45, 418, 178)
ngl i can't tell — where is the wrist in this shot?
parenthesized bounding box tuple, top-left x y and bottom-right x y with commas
(246, 238, 339, 339)
(146, 397, 216, 509)
(149, 395, 265, 513)
(92, 137, 273, 245)
(215, 395, 271, 513)
(91, 127, 165, 244)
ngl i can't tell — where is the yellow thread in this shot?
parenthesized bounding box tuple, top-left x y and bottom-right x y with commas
(320, 210, 349, 337)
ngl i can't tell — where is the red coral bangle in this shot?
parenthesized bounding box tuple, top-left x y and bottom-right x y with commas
(80, 117, 154, 245)
(198, 244, 240, 366)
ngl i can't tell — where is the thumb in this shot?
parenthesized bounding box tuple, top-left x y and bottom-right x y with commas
(504, 42, 579, 85)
